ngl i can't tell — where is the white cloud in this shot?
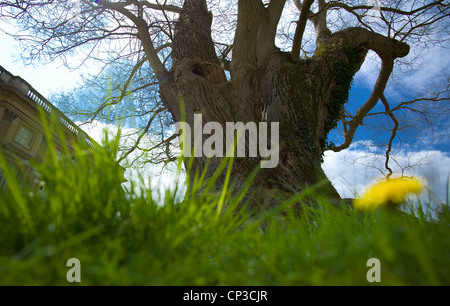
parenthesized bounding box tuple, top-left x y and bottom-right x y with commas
(355, 38, 450, 96)
(356, 50, 381, 89)
(402, 46, 450, 89)
(76, 120, 186, 203)
(323, 144, 450, 205)
(0, 19, 99, 97)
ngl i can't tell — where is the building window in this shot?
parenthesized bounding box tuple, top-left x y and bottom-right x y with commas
(14, 124, 34, 148)
(0, 163, 21, 189)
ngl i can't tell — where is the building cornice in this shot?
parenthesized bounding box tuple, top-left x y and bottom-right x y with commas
(2, 107, 17, 123)
(0, 65, 100, 149)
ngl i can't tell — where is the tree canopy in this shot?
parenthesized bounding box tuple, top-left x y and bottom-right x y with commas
(1, 0, 449, 199)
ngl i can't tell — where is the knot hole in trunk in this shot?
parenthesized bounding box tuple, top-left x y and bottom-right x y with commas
(191, 62, 227, 84)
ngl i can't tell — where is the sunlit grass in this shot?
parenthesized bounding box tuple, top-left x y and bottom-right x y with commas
(0, 126, 449, 285)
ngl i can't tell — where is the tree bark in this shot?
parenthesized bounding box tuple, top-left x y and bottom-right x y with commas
(158, 0, 409, 208)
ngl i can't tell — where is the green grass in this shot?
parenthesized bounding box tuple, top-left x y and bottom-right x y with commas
(0, 131, 449, 286)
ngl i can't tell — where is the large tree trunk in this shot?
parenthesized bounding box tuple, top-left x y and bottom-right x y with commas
(158, 0, 408, 208)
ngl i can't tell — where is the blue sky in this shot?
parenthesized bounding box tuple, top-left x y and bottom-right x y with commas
(0, 22, 87, 97)
(1, 16, 449, 204)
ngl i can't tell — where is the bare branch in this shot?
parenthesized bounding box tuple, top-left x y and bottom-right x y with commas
(140, 1, 182, 14)
(327, 1, 447, 17)
(257, 0, 286, 61)
(332, 56, 395, 152)
(380, 94, 399, 179)
(118, 105, 168, 163)
(290, 0, 314, 62)
(96, 0, 168, 81)
(310, 0, 331, 40)
(230, 0, 264, 77)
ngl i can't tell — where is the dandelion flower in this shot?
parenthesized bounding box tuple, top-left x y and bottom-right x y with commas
(354, 177, 424, 211)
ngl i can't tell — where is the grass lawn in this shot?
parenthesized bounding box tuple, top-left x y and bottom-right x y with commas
(1, 134, 449, 286)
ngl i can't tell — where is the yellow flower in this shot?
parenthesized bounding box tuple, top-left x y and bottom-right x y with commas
(354, 177, 424, 211)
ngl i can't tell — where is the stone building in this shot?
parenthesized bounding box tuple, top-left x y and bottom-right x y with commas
(0, 65, 100, 189)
